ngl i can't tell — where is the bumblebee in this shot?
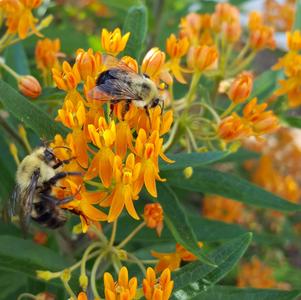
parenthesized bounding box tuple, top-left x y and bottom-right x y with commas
(89, 57, 164, 116)
(9, 146, 81, 231)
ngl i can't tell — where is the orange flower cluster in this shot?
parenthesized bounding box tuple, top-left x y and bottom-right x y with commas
(151, 242, 203, 272)
(35, 38, 64, 83)
(263, 0, 295, 32)
(273, 30, 301, 107)
(218, 97, 279, 141)
(1, 0, 42, 39)
(202, 195, 244, 224)
(144, 203, 164, 236)
(51, 28, 174, 231)
(237, 257, 277, 288)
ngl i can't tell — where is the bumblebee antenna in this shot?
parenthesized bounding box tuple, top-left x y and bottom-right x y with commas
(52, 146, 72, 153)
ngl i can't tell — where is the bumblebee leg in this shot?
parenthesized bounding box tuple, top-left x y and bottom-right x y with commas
(53, 157, 76, 169)
(40, 193, 74, 206)
(44, 171, 82, 186)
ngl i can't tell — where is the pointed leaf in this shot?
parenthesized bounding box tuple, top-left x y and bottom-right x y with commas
(165, 167, 301, 212)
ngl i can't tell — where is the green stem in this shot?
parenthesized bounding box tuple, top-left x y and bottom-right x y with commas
(220, 102, 237, 118)
(162, 120, 179, 152)
(228, 51, 256, 77)
(200, 102, 220, 123)
(61, 278, 76, 300)
(0, 59, 20, 80)
(117, 222, 146, 249)
(186, 127, 199, 152)
(126, 253, 146, 275)
(185, 72, 202, 106)
(109, 220, 117, 247)
(91, 252, 107, 300)
(17, 294, 36, 300)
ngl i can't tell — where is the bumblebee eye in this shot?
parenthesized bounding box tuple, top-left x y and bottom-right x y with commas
(44, 149, 55, 162)
(151, 98, 160, 108)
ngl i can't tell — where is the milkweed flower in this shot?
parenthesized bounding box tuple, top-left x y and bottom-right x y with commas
(76, 48, 102, 80)
(227, 72, 253, 104)
(77, 292, 88, 300)
(287, 30, 301, 51)
(18, 75, 42, 98)
(104, 266, 137, 300)
(143, 268, 174, 300)
(101, 28, 130, 56)
(144, 203, 164, 236)
(249, 25, 276, 51)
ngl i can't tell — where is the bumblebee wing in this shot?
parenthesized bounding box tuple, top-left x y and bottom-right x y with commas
(19, 170, 40, 233)
(102, 55, 137, 73)
(8, 184, 21, 218)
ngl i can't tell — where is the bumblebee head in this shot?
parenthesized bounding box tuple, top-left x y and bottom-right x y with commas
(43, 147, 59, 167)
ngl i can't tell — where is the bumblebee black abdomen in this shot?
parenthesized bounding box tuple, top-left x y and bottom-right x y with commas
(96, 69, 115, 85)
(32, 202, 67, 229)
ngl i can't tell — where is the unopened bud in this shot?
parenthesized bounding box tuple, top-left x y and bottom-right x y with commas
(79, 274, 88, 290)
(18, 75, 41, 98)
(183, 166, 193, 179)
(36, 270, 56, 281)
(60, 269, 71, 282)
(40, 15, 54, 29)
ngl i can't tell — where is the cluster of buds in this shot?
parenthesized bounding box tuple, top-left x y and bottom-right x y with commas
(218, 72, 279, 142)
(50, 28, 174, 231)
(273, 30, 301, 107)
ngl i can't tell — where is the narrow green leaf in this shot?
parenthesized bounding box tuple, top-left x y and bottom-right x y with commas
(280, 115, 301, 129)
(293, 0, 301, 30)
(0, 271, 27, 300)
(166, 167, 301, 212)
(101, 0, 141, 10)
(186, 286, 301, 300)
(172, 233, 252, 293)
(0, 235, 68, 278)
(0, 80, 68, 139)
(123, 5, 148, 60)
(156, 184, 216, 267)
(160, 151, 228, 171)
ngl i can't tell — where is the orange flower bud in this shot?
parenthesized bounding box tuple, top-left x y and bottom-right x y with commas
(76, 48, 102, 80)
(144, 203, 164, 236)
(141, 47, 166, 79)
(249, 25, 276, 50)
(248, 11, 263, 31)
(188, 45, 218, 72)
(223, 22, 242, 43)
(218, 113, 252, 141)
(166, 34, 189, 59)
(101, 28, 130, 56)
(287, 31, 301, 51)
(77, 292, 88, 300)
(228, 72, 253, 104)
(36, 292, 56, 300)
(18, 75, 41, 98)
(33, 231, 48, 245)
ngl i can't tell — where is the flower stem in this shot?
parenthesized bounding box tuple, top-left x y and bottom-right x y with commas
(109, 220, 117, 247)
(17, 293, 36, 300)
(185, 71, 202, 106)
(0, 58, 20, 80)
(163, 120, 179, 152)
(61, 278, 76, 300)
(117, 222, 146, 249)
(200, 102, 220, 123)
(126, 253, 146, 275)
(91, 252, 107, 300)
(220, 102, 237, 118)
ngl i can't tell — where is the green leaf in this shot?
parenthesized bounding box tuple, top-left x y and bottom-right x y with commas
(156, 184, 216, 267)
(0, 80, 68, 140)
(293, 0, 301, 30)
(123, 5, 148, 60)
(3, 43, 30, 87)
(0, 235, 68, 278)
(183, 286, 301, 300)
(166, 167, 301, 212)
(280, 115, 301, 129)
(0, 271, 27, 300)
(101, 0, 141, 10)
(172, 233, 252, 293)
(160, 151, 228, 171)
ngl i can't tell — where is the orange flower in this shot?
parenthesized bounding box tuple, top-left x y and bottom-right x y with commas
(237, 257, 276, 288)
(218, 113, 251, 141)
(179, 12, 202, 45)
(188, 45, 218, 72)
(143, 268, 174, 300)
(104, 266, 137, 300)
(3, 0, 42, 39)
(33, 231, 48, 245)
(75, 48, 102, 81)
(141, 47, 172, 85)
(243, 98, 279, 136)
(165, 34, 189, 84)
(202, 195, 244, 223)
(18, 75, 41, 98)
(248, 11, 263, 31)
(227, 72, 253, 104)
(249, 25, 276, 50)
(52, 61, 81, 91)
(176, 242, 203, 261)
(35, 38, 63, 80)
(287, 30, 301, 52)
(77, 292, 88, 300)
(151, 251, 181, 272)
(144, 203, 164, 236)
(101, 28, 130, 56)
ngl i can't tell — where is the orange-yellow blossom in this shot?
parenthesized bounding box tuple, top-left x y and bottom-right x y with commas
(287, 30, 301, 51)
(227, 72, 253, 104)
(243, 98, 279, 136)
(218, 113, 251, 141)
(104, 266, 137, 300)
(176, 242, 203, 261)
(77, 292, 88, 300)
(179, 13, 202, 45)
(105, 154, 141, 222)
(35, 38, 63, 77)
(76, 48, 102, 81)
(3, 0, 42, 39)
(52, 61, 81, 91)
(188, 45, 218, 72)
(165, 34, 190, 83)
(248, 11, 263, 31)
(249, 25, 276, 50)
(144, 203, 164, 236)
(143, 268, 174, 300)
(101, 28, 130, 56)
(141, 47, 172, 85)
(18, 75, 41, 98)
